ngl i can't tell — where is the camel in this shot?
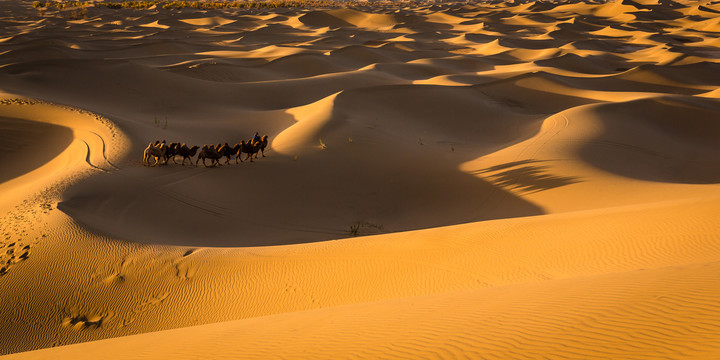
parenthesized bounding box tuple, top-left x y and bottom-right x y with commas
(254, 135, 269, 158)
(174, 144, 199, 165)
(236, 140, 260, 163)
(234, 141, 245, 163)
(220, 142, 240, 165)
(143, 141, 167, 166)
(164, 142, 180, 163)
(196, 144, 222, 167)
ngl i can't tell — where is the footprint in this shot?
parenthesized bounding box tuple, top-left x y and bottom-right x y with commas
(134, 291, 171, 313)
(0, 241, 31, 276)
(101, 272, 125, 285)
(175, 261, 197, 281)
(174, 249, 200, 280)
(62, 312, 109, 330)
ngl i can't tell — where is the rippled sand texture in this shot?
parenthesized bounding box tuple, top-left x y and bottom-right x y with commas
(1, 0, 720, 358)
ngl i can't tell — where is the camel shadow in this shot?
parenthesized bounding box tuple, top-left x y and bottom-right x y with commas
(471, 160, 581, 194)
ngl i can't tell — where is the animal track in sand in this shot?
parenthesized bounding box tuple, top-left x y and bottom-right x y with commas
(101, 272, 126, 285)
(174, 259, 197, 281)
(62, 314, 105, 330)
(97, 256, 135, 285)
(173, 248, 202, 281)
(0, 193, 58, 277)
(117, 291, 172, 329)
(61, 307, 115, 331)
(0, 242, 30, 277)
(134, 291, 171, 314)
(0, 181, 83, 279)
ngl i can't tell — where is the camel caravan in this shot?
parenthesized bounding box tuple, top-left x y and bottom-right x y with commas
(143, 133, 269, 167)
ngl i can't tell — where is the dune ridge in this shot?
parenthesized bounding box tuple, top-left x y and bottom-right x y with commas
(1, 0, 720, 358)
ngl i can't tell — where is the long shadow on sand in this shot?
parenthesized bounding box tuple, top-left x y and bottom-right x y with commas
(471, 160, 582, 194)
(57, 147, 547, 247)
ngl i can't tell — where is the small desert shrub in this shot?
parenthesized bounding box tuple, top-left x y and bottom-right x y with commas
(33, 1, 93, 9)
(349, 221, 383, 237)
(153, 115, 168, 129)
(67, 7, 88, 19)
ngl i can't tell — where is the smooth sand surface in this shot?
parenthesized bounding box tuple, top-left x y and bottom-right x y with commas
(1, 0, 720, 358)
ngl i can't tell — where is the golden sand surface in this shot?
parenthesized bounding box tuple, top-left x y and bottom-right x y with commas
(1, 0, 719, 358)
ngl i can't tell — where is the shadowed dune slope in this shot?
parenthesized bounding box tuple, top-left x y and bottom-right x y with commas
(577, 96, 720, 184)
(58, 87, 544, 247)
(0, 117, 73, 183)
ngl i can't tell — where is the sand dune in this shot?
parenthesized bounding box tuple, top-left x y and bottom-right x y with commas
(11, 261, 720, 360)
(1, 0, 720, 358)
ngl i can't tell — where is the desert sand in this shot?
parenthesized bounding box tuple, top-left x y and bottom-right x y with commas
(1, 0, 719, 358)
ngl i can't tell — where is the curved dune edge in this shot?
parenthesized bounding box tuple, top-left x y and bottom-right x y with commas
(0, 97, 127, 285)
(0, 97, 128, 214)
